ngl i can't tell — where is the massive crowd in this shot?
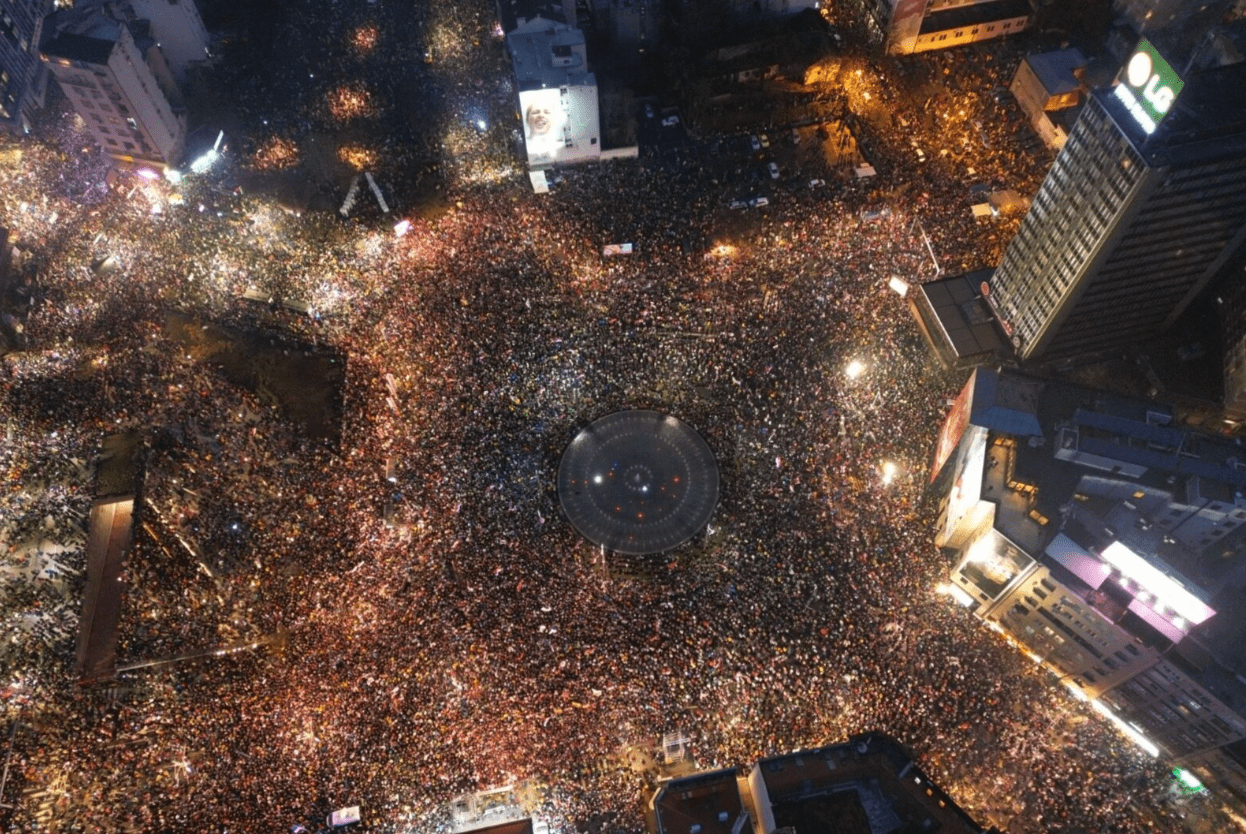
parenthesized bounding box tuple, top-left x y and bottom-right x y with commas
(0, 0, 1234, 832)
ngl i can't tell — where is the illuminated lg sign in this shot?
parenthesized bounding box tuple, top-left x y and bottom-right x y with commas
(1113, 38, 1184, 135)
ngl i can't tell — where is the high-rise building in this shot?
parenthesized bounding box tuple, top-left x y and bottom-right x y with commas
(987, 39, 1246, 363)
(932, 367, 1246, 804)
(39, 0, 190, 168)
(0, 0, 54, 132)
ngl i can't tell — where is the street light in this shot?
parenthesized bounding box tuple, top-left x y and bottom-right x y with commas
(845, 359, 865, 380)
(881, 460, 897, 485)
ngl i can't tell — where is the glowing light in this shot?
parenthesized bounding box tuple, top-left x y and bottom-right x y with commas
(351, 24, 378, 54)
(845, 360, 866, 380)
(881, 460, 897, 484)
(1101, 541, 1214, 626)
(888, 276, 909, 297)
(476, 119, 487, 131)
(136, 167, 160, 180)
(327, 84, 375, 121)
(394, 219, 412, 238)
(253, 136, 299, 170)
(937, 583, 976, 607)
(1174, 767, 1205, 792)
(338, 145, 378, 171)
(189, 149, 218, 174)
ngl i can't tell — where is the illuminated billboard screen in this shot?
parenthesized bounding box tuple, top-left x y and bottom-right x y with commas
(520, 85, 600, 166)
(931, 373, 975, 482)
(886, 0, 927, 55)
(1113, 38, 1183, 135)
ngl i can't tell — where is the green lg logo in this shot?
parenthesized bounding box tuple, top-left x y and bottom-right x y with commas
(1126, 50, 1175, 115)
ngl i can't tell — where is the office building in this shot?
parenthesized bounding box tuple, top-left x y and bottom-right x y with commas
(932, 367, 1246, 803)
(652, 734, 997, 834)
(40, 0, 189, 168)
(0, 0, 53, 132)
(986, 39, 1246, 363)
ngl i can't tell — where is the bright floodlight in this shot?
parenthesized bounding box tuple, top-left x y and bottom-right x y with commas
(394, 219, 412, 238)
(845, 359, 865, 379)
(476, 119, 487, 130)
(938, 583, 976, 607)
(1101, 541, 1214, 626)
(888, 276, 909, 297)
(137, 167, 160, 181)
(881, 460, 897, 484)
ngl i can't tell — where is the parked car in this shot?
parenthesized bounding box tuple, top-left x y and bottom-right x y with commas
(808, 178, 826, 189)
(759, 133, 770, 148)
(768, 162, 780, 180)
(644, 103, 654, 119)
(749, 135, 761, 152)
(749, 196, 769, 208)
(661, 115, 680, 127)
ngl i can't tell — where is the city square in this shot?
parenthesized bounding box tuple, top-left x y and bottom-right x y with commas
(1, 0, 1244, 832)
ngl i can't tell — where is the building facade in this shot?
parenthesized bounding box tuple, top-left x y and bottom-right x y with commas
(0, 0, 53, 132)
(126, 0, 210, 83)
(987, 40, 1246, 363)
(40, 1, 189, 168)
(861, 0, 1033, 55)
(933, 367, 1246, 804)
(505, 16, 601, 170)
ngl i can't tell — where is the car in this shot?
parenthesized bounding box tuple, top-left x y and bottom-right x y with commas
(808, 178, 825, 189)
(759, 134, 770, 148)
(729, 199, 747, 210)
(749, 135, 761, 152)
(768, 162, 780, 180)
(644, 103, 654, 119)
(661, 115, 680, 127)
(749, 196, 769, 208)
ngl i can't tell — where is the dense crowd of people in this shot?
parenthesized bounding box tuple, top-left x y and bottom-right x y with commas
(0, 0, 1233, 832)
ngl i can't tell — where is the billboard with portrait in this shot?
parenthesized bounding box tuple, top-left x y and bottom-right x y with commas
(520, 84, 600, 167)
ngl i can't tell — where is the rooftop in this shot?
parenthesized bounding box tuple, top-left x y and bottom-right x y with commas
(653, 768, 743, 834)
(1096, 56, 1246, 167)
(1023, 48, 1088, 98)
(756, 734, 992, 834)
(918, 0, 1032, 35)
(507, 19, 594, 92)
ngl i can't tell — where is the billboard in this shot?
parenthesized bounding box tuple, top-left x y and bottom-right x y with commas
(886, 0, 928, 55)
(521, 84, 600, 167)
(931, 373, 975, 482)
(1113, 38, 1183, 135)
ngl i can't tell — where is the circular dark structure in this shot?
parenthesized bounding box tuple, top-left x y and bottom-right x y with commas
(558, 411, 719, 555)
